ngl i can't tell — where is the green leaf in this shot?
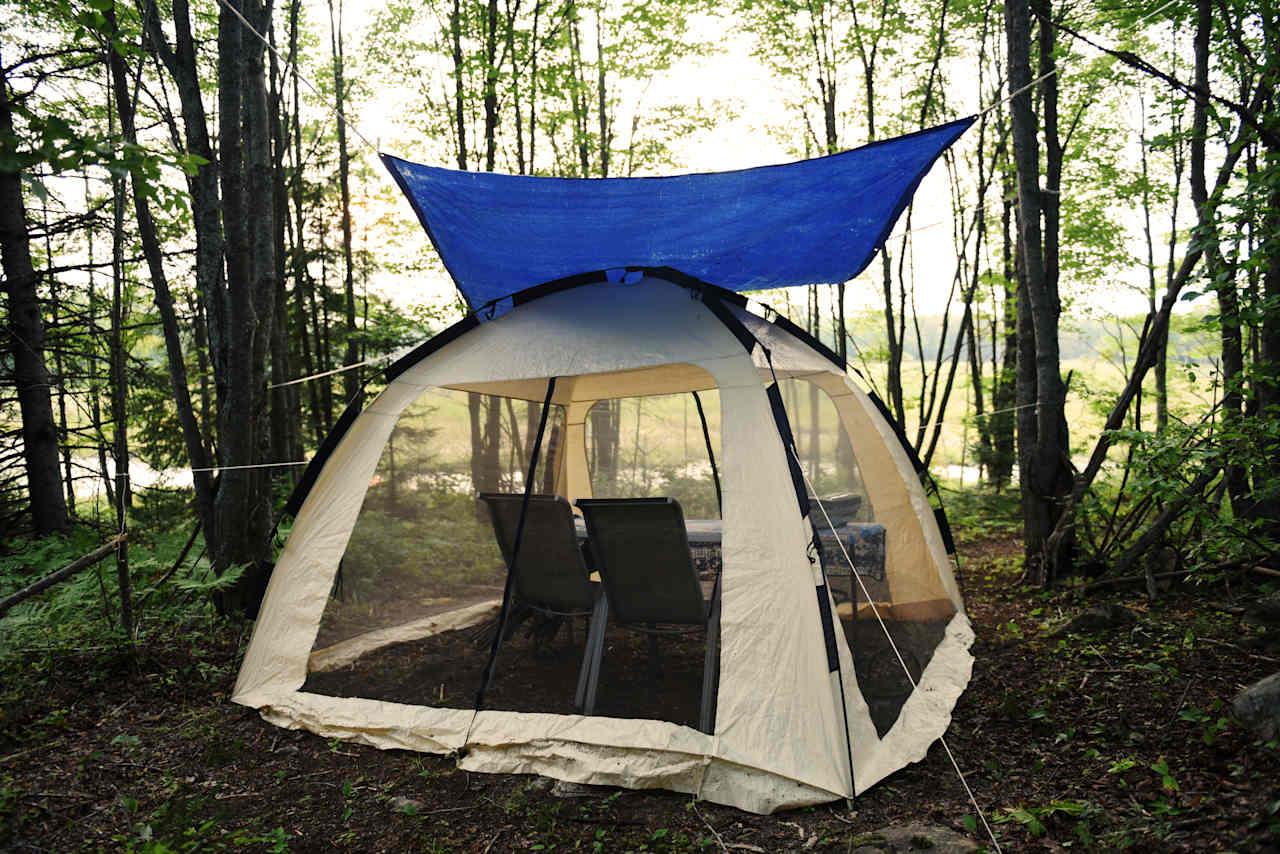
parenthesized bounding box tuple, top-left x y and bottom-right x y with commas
(23, 176, 48, 202)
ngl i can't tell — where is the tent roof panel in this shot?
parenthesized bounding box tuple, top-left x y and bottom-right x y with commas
(391, 277, 749, 390)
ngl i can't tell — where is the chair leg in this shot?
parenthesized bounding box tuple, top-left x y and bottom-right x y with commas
(576, 592, 609, 714)
(699, 579, 723, 734)
(646, 629, 662, 700)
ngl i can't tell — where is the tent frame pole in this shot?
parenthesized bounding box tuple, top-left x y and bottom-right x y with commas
(471, 377, 559, 712)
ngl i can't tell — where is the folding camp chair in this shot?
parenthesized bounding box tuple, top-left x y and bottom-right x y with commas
(575, 497, 721, 734)
(477, 493, 604, 708)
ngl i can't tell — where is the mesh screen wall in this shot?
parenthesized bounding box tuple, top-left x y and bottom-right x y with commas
(305, 388, 561, 710)
(584, 391, 722, 519)
(303, 383, 723, 731)
(781, 376, 952, 737)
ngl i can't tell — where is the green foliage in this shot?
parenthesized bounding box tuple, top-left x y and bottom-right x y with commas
(2, 0, 201, 215)
(109, 786, 292, 853)
(0, 518, 236, 662)
(1150, 756, 1178, 792)
(364, 0, 717, 178)
(1079, 405, 1280, 576)
(993, 799, 1098, 841)
(1177, 702, 1232, 745)
(938, 484, 1022, 544)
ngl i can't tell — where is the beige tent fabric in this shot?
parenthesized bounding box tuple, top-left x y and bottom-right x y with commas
(254, 692, 843, 812)
(848, 611, 974, 792)
(808, 372, 963, 610)
(232, 276, 972, 813)
(694, 352, 852, 797)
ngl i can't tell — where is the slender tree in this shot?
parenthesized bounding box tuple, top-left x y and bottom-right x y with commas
(1005, 0, 1073, 583)
(0, 58, 69, 535)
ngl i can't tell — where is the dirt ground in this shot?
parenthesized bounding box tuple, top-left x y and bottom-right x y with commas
(2, 536, 1279, 852)
(305, 616, 714, 729)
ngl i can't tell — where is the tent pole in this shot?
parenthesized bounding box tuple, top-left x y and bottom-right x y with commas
(468, 378, 558, 728)
(691, 391, 722, 515)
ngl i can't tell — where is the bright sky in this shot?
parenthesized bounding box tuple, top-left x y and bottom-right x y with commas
(318, 0, 1167, 324)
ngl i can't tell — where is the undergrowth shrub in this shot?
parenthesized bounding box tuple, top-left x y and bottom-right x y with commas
(1077, 410, 1280, 579)
(938, 482, 1022, 545)
(0, 510, 244, 663)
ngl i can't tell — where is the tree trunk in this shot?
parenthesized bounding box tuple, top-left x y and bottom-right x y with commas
(285, 0, 320, 447)
(595, 10, 609, 177)
(590, 400, 619, 493)
(1258, 142, 1280, 529)
(1006, 0, 1072, 583)
(327, 0, 359, 407)
(44, 211, 75, 518)
(314, 229, 333, 432)
(484, 0, 500, 172)
(140, 0, 221, 552)
(0, 66, 69, 535)
(104, 22, 134, 641)
(141, 0, 229, 417)
(451, 0, 467, 171)
(469, 394, 503, 497)
(568, 2, 591, 176)
(109, 105, 132, 646)
(268, 17, 299, 474)
(529, 0, 540, 170)
(84, 176, 115, 511)
(1138, 89, 1171, 435)
(189, 292, 214, 456)
(1186, 0, 1245, 506)
(989, 158, 1018, 491)
(850, 3, 903, 427)
(214, 0, 278, 614)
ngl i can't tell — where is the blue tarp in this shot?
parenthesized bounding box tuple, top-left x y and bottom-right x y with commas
(383, 117, 974, 310)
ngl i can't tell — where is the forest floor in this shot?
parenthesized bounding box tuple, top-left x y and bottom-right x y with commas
(2, 533, 1279, 853)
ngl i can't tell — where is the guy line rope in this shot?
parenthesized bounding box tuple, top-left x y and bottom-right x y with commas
(977, 0, 1180, 118)
(797, 448, 1005, 854)
(213, 0, 380, 157)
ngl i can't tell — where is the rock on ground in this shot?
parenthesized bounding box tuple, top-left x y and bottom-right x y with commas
(1048, 603, 1136, 637)
(549, 779, 597, 798)
(1233, 671, 1280, 741)
(846, 823, 978, 853)
(388, 796, 425, 813)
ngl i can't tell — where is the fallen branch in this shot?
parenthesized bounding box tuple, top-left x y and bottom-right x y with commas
(0, 534, 128, 617)
(691, 802, 729, 853)
(1105, 464, 1221, 574)
(1199, 636, 1280, 664)
(1067, 558, 1278, 593)
(1066, 568, 1190, 593)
